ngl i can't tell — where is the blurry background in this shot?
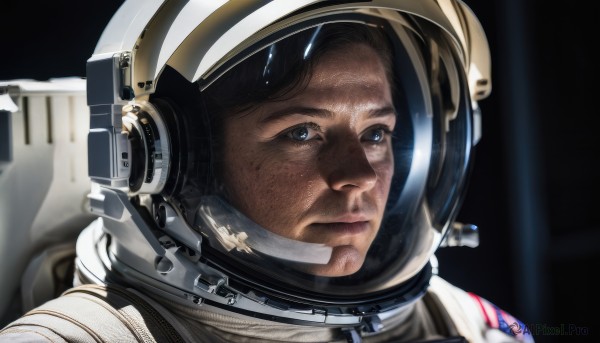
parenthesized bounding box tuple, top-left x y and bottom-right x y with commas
(1, 1, 597, 342)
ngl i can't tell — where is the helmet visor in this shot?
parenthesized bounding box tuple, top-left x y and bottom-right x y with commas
(172, 11, 473, 302)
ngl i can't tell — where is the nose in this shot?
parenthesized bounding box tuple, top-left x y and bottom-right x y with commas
(324, 138, 378, 192)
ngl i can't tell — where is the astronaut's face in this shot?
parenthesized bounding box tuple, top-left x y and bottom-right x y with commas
(221, 43, 395, 276)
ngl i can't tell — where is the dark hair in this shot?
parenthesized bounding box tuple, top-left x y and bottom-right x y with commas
(197, 22, 396, 200)
(154, 22, 397, 222)
(203, 22, 395, 119)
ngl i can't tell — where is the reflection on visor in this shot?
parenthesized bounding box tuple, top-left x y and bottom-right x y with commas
(303, 24, 323, 59)
(195, 196, 332, 264)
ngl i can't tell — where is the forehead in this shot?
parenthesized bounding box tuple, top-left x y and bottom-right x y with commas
(310, 43, 391, 88)
(226, 42, 394, 123)
(278, 43, 393, 115)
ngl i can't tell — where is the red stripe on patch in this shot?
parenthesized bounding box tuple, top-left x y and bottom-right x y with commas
(469, 292, 492, 328)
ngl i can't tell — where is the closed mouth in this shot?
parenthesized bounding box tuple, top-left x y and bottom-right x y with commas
(310, 221, 370, 235)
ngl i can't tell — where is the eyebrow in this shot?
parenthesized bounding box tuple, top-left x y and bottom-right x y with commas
(260, 105, 396, 124)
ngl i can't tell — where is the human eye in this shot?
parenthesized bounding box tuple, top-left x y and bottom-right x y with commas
(283, 123, 321, 142)
(362, 126, 392, 144)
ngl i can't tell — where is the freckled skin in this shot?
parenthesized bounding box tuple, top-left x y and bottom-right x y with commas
(222, 44, 395, 276)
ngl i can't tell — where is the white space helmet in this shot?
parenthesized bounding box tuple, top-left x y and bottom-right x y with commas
(82, 0, 491, 328)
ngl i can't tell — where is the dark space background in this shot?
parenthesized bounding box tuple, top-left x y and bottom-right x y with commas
(1, 1, 598, 342)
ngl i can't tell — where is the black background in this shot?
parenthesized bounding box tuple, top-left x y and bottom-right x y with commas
(1, 1, 598, 342)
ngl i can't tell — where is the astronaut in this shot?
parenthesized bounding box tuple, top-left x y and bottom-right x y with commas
(0, 0, 534, 342)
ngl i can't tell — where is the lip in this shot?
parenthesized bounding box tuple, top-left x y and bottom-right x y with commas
(310, 221, 370, 235)
(326, 213, 371, 223)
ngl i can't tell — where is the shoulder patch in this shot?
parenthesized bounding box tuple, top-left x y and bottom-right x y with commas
(468, 292, 534, 342)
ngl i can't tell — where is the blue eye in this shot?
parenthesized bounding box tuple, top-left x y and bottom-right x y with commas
(363, 127, 389, 143)
(290, 127, 310, 141)
(284, 123, 320, 142)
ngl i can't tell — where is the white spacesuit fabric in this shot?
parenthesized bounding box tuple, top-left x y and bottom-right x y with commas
(0, 1, 536, 342)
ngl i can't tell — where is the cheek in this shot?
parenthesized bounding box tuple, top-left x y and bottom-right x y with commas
(372, 152, 395, 201)
(223, 145, 318, 234)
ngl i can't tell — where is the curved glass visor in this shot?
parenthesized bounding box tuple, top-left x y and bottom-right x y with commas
(174, 12, 473, 301)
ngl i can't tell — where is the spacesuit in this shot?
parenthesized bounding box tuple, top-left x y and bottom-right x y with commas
(0, 1, 534, 342)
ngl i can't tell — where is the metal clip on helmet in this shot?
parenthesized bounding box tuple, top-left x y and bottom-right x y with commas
(81, 0, 491, 329)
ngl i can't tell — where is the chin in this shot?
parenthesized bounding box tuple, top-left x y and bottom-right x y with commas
(302, 245, 365, 277)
